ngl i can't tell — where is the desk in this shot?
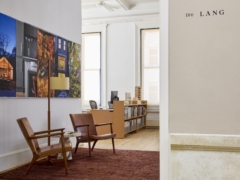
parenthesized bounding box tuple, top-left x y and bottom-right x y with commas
(88, 109, 114, 135)
(55, 131, 81, 160)
(89, 101, 147, 139)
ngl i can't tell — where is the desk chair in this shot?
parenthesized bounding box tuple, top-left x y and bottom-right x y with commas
(89, 100, 98, 109)
(108, 101, 113, 109)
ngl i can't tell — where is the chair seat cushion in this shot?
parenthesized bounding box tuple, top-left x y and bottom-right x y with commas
(91, 133, 116, 140)
(37, 141, 72, 156)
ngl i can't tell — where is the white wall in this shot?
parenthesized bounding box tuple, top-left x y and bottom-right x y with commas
(106, 23, 136, 100)
(106, 22, 160, 103)
(169, 0, 240, 135)
(0, 0, 81, 43)
(0, 0, 82, 172)
(106, 22, 160, 126)
(160, 0, 240, 179)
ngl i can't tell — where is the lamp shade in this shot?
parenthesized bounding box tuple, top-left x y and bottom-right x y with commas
(50, 77, 69, 90)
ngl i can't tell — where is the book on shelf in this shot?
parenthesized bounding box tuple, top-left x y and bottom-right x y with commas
(130, 119, 137, 130)
(135, 86, 141, 100)
(137, 106, 140, 116)
(132, 100, 141, 105)
(127, 107, 132, 119)
(124, 121, 130, 133)
(137, 118, 142, 128)
(124, 107, 128, 119)
(142, 106, 146, 115)
(131, 106, 134, 118)
(134, 106, 138, 117)
(137, 106, 142, 116)
(141, 117, 145, 126)
(125, 106, 143, 119)
(125, 92, 131, 101)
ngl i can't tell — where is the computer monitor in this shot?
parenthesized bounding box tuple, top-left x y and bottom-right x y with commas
(110, 91, 118, 104)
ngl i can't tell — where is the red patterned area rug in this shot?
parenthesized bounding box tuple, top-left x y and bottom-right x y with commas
(0, 148, 159, 180)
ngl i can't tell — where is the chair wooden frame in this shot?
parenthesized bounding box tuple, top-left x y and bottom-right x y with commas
(70, 113, 116, 157)
(92, 122, 116, 152)
(17, 117, 72, 175)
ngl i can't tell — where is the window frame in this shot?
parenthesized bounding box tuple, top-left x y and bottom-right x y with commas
(140, 28, 160, 106)
(134, 21, 159, 111)
(82, 24, 107, 110)
(82, 32, 101, 107)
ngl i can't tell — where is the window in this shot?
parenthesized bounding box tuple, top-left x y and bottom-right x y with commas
(58, 56, 66, 71)
(58, 38, 61, 49)
(141, 29, 159, 106)
(63, 40, 66, 50)
(82, 33, 101, 107)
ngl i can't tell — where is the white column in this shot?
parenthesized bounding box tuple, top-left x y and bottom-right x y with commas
(160, 0, 170, 179)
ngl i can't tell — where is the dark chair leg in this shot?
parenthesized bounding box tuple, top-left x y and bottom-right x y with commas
(26, 156, 37, 175)
(112, 138, 115, 153)
(75, 141, 80, 154)
(88, 141, 91, 157)
(91, 140, 98, 151)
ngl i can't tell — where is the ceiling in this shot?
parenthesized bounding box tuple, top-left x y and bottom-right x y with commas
(82, 0, 159, 25)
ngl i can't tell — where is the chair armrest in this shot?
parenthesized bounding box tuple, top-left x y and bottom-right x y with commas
(95, 122, 114, 134)
(29, 132, 64, 140)
(75, 125, 90, 134)
(34, 128, 65, 135)
(95, 122, 113, 127)
(75, 124, 90, 128)
(74, 124, 90, 138)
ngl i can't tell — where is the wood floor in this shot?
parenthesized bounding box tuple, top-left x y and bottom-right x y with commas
(80, 128, 159, 151)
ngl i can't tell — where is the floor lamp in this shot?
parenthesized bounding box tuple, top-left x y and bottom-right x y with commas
(48, 76, 69, 146)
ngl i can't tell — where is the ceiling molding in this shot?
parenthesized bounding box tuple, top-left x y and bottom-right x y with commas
(82, 13, 159, 25)
(82, 0, 159, 25)
(83, 13, 159, 21)
(115, 0, 130, 10)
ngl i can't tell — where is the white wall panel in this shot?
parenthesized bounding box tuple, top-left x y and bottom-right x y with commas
(107, 23, 135, 101)
(169, 0, 240, 134)
(0, 0, 82, 172)
(0, 0, 81, 43)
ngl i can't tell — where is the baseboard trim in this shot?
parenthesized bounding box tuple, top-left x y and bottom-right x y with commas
(171, 144, 240, 152)
(0, 148, 30, 158)
(0, 142, 54, 158)
(0, 162, 29, 174)
(146, 120, 159, 127)
(146, 126, 159, 129)
(0, 141, 61, 173)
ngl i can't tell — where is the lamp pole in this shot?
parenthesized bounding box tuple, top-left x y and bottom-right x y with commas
(48, 59, 51, 146)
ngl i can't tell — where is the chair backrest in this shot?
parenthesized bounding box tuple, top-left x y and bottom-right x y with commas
(89, 100, 98, 109)
(16, 117, 39, 154)
(108, 101, 113, 109)
(69, 113, 98, 136)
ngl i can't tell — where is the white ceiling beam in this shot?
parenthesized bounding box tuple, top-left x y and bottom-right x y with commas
(115, 0, 130, 11)
(102, 4, 114, 12)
